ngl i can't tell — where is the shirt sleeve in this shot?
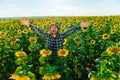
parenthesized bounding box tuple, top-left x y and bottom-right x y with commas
(62, 25, 81, 38)
(29, 23, 49, 38)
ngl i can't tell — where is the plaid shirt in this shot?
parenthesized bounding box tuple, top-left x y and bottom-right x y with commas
(29, 24, 81, 56)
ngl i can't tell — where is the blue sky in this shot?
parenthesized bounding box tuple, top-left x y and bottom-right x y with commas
(0, 0, 120, 17)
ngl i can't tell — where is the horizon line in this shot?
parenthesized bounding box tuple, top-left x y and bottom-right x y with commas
(0, 15, 120, 19)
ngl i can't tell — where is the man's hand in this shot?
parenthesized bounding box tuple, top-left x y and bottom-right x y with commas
(81, 21, 89, 28)
(20, 19, 29, 27)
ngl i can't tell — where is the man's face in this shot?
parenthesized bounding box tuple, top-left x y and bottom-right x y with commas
(50, 26, 58, 35)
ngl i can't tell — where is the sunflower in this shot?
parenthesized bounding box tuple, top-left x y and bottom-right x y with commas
(110, 29, 116, 34)
(10, 37, 18, 43)
(58, 49, 69, 57)
(63, 38, 67, 45)
(113, 24, 118, 28)
(40, 49, 52, 57)
(28, 28, 33, 32)
(0, 38, 6, 42)
(1, 31, 7, 37)
(106, 46, 120, 54)
(15, 51, 27, 57)
(10, 26, 14, 29)
(76, 19, 80, 23)
(0, 31, 1, 36)
(61, 25, 65, 29)
(102, 34, 110, 40)
(23, 29, 28, 34)
(54, 74, 61, 79)
(74, 37, 81, 43)
(17, 30, 22, 34)
(41, 25, 46, 30)
(29, 37, 37, 43)
(81, 27, 88, 32)
(66, 23, 71, 27)
(94, 22, 98, 26)
(89, 21, 92, 25)
(90, 40, 96, 45)
(9, 74, 30, 80)
(99, 24, 104, 29)
(74, 18, 77, 22)
(43, 74, 61, 80)
(47, 21, 51, 25)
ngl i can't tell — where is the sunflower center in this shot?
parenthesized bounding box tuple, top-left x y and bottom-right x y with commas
(60, 50, 66, 55)
(104, 35, 108, 38)
(75, 38, 81, 42)
(110, 48, 120, 53)
(10, 38, 17, 42)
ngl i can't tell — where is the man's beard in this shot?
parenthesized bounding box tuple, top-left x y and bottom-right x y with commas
(51, 31, 57, 35)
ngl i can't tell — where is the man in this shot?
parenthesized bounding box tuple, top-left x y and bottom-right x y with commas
(20, 19, 89, 56)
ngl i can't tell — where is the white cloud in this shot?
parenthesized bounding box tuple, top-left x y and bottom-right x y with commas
(0, 0, 120, 17)
(37, 0, 115, 16)
(45, 6, 100, 16)
(10, 3, 16, 8)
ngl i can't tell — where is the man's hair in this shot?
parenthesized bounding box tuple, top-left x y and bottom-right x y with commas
(50, 24, 59, 30)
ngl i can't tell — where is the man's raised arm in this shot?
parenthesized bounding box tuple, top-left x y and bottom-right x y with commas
(62, 22, 89, 37)
(20, 19, 48, 38)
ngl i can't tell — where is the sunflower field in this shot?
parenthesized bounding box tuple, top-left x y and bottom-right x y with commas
(0, 16, 120, 80)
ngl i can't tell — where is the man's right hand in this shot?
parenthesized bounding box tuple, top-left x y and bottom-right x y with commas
(80, 21, 89, 28)
(20, 19, 29, 27)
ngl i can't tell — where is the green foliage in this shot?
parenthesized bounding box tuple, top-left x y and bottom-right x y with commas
(0, 16, 120, 80)
(89, 46, 120, 80)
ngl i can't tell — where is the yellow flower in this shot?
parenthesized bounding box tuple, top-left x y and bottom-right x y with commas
(102, 34, 110, 40)
(48, 21, 52, 25)
(23, 29, 28, 34)
(17, 30, 22, 34)
(54, 74, 61, 79)
(43, 76, 51, 80)
(15, 51, 27, 57)
(74, 37, 81, 43)
(22, 76, 30, 80)
(58, 49, 69, 57)
(43, 74, 61, 80)
(10, 37, 18, 43)
(29, 37, 37, 43)
(0, 38, 6, 42)
(90, 40, 96, 45)
(1, 31, 7, 37)
(110, 29, 116, 34)
(40, 49, 52, 57)
(94, 22, 98, 26)
(81, 27, 88, 32)
(9, 74, 30, 80)
(61, 25, 65, 29)
(99, 24, 104, 29)
(0, 31, 2, 35)
(106, 46, 120, 54)
(76, 19, 80, 23)
(28, 28, 33, 32)
(41, 25, 46, 30)
(9, 74, 18, 80)
(63, 39, 67, 45)
(113, 24, 118, 28)
(10, 26, 14, 29)
(66, 23, 71, 27)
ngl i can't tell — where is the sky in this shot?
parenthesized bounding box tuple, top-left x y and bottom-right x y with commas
(0, 0, 120, 17)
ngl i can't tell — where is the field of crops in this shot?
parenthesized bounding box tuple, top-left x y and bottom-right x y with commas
(0, 16, 120, 80)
